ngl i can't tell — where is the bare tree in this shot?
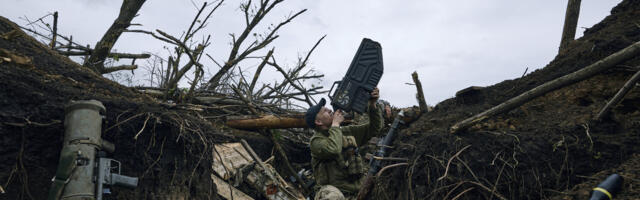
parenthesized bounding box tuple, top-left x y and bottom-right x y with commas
(128, 1, 224, 100)
(205, 0, 307, 91)
(83, 0, 147, 74)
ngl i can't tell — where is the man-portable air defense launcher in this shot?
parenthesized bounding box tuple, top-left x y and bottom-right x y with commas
(329, 38, 384, 113)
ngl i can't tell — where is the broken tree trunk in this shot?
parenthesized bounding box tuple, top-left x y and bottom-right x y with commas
(225, 108, 426, 130)
(49, 11, 58, 48)
(595, 68, 640, 121)
(559, 0, 581, 52)
(412, 71, 429, 113)
(450, 41, 640, 134)
(226, 114, 307, 130)
(83, 0, 146, 74)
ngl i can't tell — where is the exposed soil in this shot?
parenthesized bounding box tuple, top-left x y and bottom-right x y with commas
(372, 1, 640, 199)
(0, 15, 311, 199)
(1, 0, 639, 200)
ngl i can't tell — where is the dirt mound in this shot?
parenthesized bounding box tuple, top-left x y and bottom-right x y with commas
(373, 1, 640, 199)
(0, 15, 236, 199)
(1, 0, 639, 199)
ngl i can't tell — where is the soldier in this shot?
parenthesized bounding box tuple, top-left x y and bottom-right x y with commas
(304, 88, 383, 199)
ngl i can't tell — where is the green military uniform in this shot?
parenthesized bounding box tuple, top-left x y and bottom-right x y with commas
(309, 104, 383, 196)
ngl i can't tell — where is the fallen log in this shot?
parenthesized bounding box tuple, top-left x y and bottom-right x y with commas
(450, 41, 640, 134)
(226, 106, 424, 130)
(595, 68, 640, 121)
(226, 114, 307, 130)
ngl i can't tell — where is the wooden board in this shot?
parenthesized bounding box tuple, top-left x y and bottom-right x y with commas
(211, 174, 254, 200)
(212, 143, 253, 180)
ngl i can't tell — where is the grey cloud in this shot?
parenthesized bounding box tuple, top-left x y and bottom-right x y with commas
(1, 0, 623, 107)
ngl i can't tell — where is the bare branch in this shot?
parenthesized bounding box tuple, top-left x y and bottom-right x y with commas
(269, 59, 313, 106)
(101, 64, 138, 74)
(83, 0, 146, 74)
(125, 29, 177, 45)
(206, 0, 306, 90)
(249, 48, 274, 92)
(262, 35, 325, 98)
(56, 50, 150, 59)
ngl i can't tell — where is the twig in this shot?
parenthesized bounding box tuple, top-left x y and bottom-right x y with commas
(249, 48, 274, 93)
(261, 35, 325, 98)
(56, 50, 151, 59)
(581, 124, 594, 152)
(520, 67, 529, 78)
(207, 0, 307, 89)
(2, 118, 61, 127)
(125, 29, 177, 45)
(466, 181, 507, 200)
(141, 136, 166, 179)
(100, 64, 138, 74)
(104, 112, 146, 133)
(231, 86, 259, 114)
(443, 181, 466, 200)
(376, 162, 408, 177)
(269, 59, 313, 106)
(437, 145, 471, 181)
(451, 187, 475, 200)
(595, 67, 640, 121)
(456, 157, 480, 183)
(407, 155, 420, 200)
(134, 114, 151, 140)
(489, 161, 507, 200)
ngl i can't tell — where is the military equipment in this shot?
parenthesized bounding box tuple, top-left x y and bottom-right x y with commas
(356, 110, 404, 200)
(289, 169, 315, 194)
(328, 38, 384, 113)
(47, 100, 137, 200)
(96, 151, 138, 200)
(590, 174, 623, 200)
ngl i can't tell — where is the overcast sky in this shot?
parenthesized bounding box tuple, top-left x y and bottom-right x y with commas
(2, 0, 623, 108)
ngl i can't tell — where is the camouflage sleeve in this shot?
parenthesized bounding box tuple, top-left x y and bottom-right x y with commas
(309, 127, 344, 160)
(340, 103, 383, 146)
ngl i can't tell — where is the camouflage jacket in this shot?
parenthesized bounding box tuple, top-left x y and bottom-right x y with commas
(309, 104, 383, 195)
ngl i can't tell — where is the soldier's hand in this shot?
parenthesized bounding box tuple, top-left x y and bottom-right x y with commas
(331, 109, 344, 127)
(369, 87, 380, 107)
(370, 87, 379, 100)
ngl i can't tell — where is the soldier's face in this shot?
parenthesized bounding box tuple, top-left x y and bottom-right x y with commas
(315, 107, 333, 127)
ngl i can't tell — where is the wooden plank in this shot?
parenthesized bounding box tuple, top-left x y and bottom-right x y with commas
(212, 143, 253, 180)
(211, 174, 254, 200)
